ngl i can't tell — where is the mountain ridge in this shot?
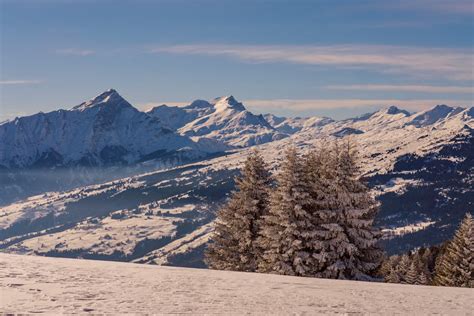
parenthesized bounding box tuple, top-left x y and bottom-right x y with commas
(0, 90, 227, 169)
(0, 90, 472, 264)
(1, 89, 472, 170)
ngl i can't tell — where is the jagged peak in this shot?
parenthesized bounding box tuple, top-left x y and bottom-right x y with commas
(416, 104, 463, 117)
(72, 89, 129, 111)
(407, 104, 465, 127)
(432, 104, 453, 111)
(187, 99, 212, 109)
(385, 106, 411, 116)
(212, 95, 246, 112)
(146, 104, 169, 112)
(348, 106, 410, 122)
(224, 95, 238, 105)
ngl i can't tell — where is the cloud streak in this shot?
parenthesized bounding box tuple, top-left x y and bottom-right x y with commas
(384, 0, 474, 15)
(139, 97, 471, 113)
(151, 44, 473, 81)
(244, 98, 472, 112)
(326, 84, 473, 94)
(0, 80, 42, 85)
(56, 48, 95, 56)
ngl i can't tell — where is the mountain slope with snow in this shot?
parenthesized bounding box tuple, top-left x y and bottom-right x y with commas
(0, 91, 472, 266)
(149, 96, 287, 147)
(407, 104, 465, 127)
(263, 113, 334, 134)
(146, 99, 214, 131)
(0, 89, 224, 169)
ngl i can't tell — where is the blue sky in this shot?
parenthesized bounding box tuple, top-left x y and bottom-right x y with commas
(1, 0, 472, 120)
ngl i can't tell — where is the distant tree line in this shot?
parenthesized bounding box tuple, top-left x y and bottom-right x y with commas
(380, 213, 473, 288)
(206, 142, 383, 280)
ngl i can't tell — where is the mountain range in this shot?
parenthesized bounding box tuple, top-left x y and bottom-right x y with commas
(0, 89, 472, 267)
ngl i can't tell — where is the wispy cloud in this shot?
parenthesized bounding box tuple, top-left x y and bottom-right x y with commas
(0, 80, 42, 85)
(385, 0, 474, 15)
(244, 98, 472, 112)
(151, 44, 473, 81)
(56, 48, 95, 56)
(139, 98, 471, 113)
(326, 84, 473, 94)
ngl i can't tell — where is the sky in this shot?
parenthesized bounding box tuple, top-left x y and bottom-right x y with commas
(0, 0, 473, 120)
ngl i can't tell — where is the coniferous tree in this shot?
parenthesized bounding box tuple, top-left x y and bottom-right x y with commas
(303, 145, 356, 279)
(380, 247, 444, 285)
(418, 272, 430, 285)
(421, 247, 437, 275)
(434, 213, 473, 288)
(258, 146, 317, 276)
(206, 150, 271, 271)
(386, 267, 401, 283)
(378, 257, 393, 279)
(405, 262, 419, 285)
(397, 254, 411, 283)
(332, 141, 383, 280)
(205, 199, 243, 270)
(211, 141, 383, 280)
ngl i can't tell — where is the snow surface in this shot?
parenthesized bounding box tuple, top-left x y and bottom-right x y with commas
(0, 254, 472, 315)
(382, 220, 437, 239)
(8, 212, 178, 256)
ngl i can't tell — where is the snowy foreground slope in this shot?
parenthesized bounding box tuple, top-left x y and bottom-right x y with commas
(1, 254, 472, 315)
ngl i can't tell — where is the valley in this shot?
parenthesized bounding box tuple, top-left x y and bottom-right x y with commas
(0, 90, 472, 266)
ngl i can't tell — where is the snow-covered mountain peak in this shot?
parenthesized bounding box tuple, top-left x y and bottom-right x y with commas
(212, 96, 246, 112)
(147, 104, 168, 112)
(433, 104, 453, 111)
(408, 104, 465, 127)
(385, 106, 411, 116)
(346, 106, 410, 124)
(175, 95, 286, 147)
(0, 89, 227, 169)
(337, 106, 411, 130)
(188, 99, 212, 109)
(264, 114, 334, 134)
(72, 89, 130, 111)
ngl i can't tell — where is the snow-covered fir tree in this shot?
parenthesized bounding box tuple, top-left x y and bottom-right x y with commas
(397, 254, 411, 283)
(378, 257, 394, 277)
(418, 272, 430, 285)
(405, 262, 419, 285)
(257, 146, 318, 276)
(381, 246, 442, 285)
(378, 257, 393, 278)
(386, 267, 401, 283)
(258, 142, 382, 279)
(303, 146, 356, 279)
(206, 150, 271, 271)
(330, 141, 383, 280)
(434, 213, 473, 288)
